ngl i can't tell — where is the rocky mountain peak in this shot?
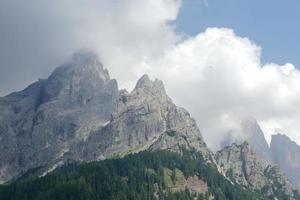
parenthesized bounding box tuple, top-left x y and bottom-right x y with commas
(135, 74, 151, 89)
(42, 50, 116, 104)
(216, 142, 295, 198)
(135, 74, 165, 91)
(133, 74, 169, 104)
(221, 117, 273, 165)
(0, 53, 213, 184)
(0, 51, 121, 183)
(241, 118, 273, 164)
(271, 134, 300, 190)
(71, 50, 110, 81)
(80, 73, 212, 162)
(72, 50, 100, 65)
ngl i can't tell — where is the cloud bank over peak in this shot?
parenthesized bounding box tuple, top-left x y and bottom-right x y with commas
(1, 0, 300, 150)
(143, 27, 300, 149)
(0, 0, 181, 95)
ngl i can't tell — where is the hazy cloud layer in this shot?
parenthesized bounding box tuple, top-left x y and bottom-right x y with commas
(1, 0, 300, 150)
(0, 0, 180, 94)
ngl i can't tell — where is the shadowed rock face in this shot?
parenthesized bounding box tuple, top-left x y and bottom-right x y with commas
(215, 142, 295, 198)
(0, 51, 211, 183)
(271, 134, 300, 190)
(0, 51, 119, 183)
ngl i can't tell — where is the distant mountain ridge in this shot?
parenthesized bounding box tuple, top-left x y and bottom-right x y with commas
(221, 117, 273, 166)
(271, 134, 300, 190)
(221, 117, 300, 191)
(216, 142, 295, 198)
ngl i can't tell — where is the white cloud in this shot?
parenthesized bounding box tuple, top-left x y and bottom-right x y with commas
(141, 28, 300, 150)
(0, 0, 181, 95)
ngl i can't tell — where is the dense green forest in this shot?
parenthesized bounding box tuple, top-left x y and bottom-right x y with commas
(0, 150, 284, 200)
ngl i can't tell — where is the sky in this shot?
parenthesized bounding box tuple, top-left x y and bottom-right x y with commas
(0, 0, 300, 150)
(176, 0, 300, 67)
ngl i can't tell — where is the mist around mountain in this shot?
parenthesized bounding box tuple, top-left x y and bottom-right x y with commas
(271, 134, 300, 191)
(0, 51, 299, 199)
(221, 117, 300, 192)
(0, 50, 212, 182)
(220, 117, 273, 166)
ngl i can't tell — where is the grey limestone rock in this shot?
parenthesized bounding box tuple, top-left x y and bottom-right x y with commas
(77, 74, 212, 161)
(0, 50, 119, 183)
(216, 142, 295, 198)
(271, 134, 300, 190)
(221, 117, 273, 166)
(0, 52, 211, 183)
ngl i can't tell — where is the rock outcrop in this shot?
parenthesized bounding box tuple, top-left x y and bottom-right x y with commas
(0, 51, 119, 183)
(222, 117, 300, 192)
(216, 142, 295, 199)
(221, 117, 273, 166)
(75, 74, 212, 161)
(271, 134, 300, 190)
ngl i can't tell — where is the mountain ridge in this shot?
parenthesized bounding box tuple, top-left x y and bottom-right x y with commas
(0, 51, 212, 184)
(0, 51, 298, 199)
(271, 134, 300, 190)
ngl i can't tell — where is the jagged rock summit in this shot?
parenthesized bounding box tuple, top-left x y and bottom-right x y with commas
(221, 117, 273, 165)
(222, 116, 300, 192)
(0, 51, 298, 199)
(0, 50, 119, 183)
(75, 70, 212, 161)
(271, 134, 300, 190)
(0, 51, 211, 183)
(216, 142, 295, 198)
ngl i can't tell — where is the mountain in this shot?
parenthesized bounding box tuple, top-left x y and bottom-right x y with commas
(0, 150, 277, 200)
(271, 134, 300, 190)
(0, 51, 119, 183)
(216, 142, 296, 199)
(221, 117, 273, 166)
(0, 51, 211, 184)
(77, 74, 212, 162)
(0, 51, 298, 199)
(221, 117, 300, 192)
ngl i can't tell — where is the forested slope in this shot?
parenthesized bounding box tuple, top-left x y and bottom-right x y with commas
(0, 150, 277, 200)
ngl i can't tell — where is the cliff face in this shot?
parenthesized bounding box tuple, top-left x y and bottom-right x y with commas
(0, 51, 119, 183)
(0, 51, 211, 183)
(221, 117, 273, 166)
(78, 74, 212, 161)
(215, 142, 295, 198)
(221, 117, 300, 191)
(271, 134, 300, 190)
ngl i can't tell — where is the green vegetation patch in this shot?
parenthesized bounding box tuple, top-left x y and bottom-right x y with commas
(163, 167, 186, 192)
(166, 130, 177, 137)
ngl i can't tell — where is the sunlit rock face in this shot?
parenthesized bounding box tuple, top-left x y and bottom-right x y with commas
(271, 134, 300, 190)
(79, 74, 213, 161)
(0, 51, 211, 183)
